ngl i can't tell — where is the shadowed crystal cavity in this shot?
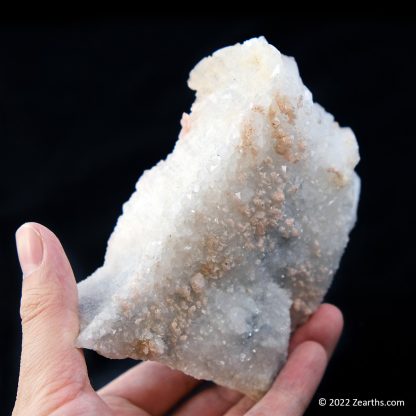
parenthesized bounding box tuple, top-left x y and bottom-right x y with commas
(77, 37, 360, 399)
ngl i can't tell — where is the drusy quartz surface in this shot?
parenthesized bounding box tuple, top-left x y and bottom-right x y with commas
(77, 37, 360, 399)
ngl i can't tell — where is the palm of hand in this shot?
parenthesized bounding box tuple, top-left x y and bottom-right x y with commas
(13, 223, 343, 416)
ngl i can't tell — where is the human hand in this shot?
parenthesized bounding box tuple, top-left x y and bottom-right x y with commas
(13, 222, 343, 416)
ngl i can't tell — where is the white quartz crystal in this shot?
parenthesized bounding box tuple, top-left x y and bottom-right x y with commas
(77, 37, 360, 399)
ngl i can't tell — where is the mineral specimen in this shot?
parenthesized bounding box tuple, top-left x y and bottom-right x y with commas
(77, 37, 360, 399)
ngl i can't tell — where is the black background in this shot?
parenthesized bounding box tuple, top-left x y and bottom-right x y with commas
(1, 18, 415, 415)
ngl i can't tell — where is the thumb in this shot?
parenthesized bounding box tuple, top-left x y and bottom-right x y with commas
(15, 223, 90, 411)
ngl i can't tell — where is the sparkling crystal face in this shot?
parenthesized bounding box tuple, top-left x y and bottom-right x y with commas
(77, 37, 360, 399)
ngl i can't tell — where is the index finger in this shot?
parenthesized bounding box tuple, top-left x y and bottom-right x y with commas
(246, 341, 327, 415)
(225, 303, 343, 415)
(289, 303, 344, 357)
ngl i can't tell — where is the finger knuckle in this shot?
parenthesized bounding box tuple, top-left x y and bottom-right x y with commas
(247, 409, 269, 416)
(20, 286, 61, 325)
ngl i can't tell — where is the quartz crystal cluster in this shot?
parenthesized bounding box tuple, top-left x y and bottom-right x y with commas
(77, 37, 360, 399)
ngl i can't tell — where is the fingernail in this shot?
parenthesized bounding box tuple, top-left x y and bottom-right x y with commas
(16, 224, 44, 277)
